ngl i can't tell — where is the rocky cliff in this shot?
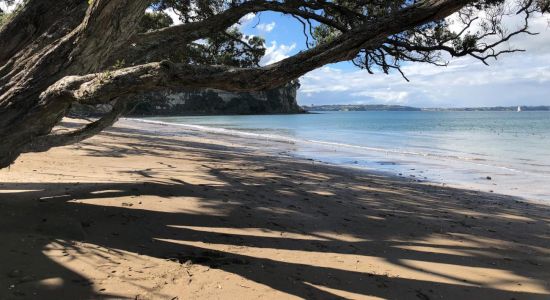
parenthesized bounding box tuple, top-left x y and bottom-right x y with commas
(71, 81, 303, 116)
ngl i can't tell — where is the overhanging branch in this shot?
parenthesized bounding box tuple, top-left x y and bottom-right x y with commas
(47, 0, 475, 108)
(107, 0, 349, 66)
(22, 99, 129, 153)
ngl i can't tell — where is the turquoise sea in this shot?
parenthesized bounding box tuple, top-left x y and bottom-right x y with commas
(130, 111, 550, 201)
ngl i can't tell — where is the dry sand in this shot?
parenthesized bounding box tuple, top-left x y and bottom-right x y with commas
(1, 119, 549, 299)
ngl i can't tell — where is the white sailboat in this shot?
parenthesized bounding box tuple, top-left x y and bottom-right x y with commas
(517, 106, 522, 112)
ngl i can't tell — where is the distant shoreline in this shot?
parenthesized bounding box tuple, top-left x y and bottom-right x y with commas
(304, 104, 550, 112)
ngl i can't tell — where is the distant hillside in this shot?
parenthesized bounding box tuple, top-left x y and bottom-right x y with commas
(305, 104, 550, 112)
(305, 104, 421, 111)
(422, 106, 550, 111)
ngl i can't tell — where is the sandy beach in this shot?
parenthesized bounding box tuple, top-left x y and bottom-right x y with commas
(1, 119, 549, 300)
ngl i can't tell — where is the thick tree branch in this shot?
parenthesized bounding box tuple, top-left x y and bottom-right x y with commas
(107, 0, 349, 66)
(21, 99, 128, 153)
(0, 0, 86, 66)
(0, 1, 87, 91)
(48, 0, 476, 108)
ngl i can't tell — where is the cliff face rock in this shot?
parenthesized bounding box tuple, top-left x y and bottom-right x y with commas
(71, 81, 303, 116)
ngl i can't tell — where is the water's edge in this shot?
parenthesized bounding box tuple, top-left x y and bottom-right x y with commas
(121, 117, 549, 203)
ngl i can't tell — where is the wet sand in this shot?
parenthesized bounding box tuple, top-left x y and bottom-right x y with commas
(1, 119, 549, 299)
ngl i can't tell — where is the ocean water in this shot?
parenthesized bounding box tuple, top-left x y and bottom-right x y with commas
(132, 111, 550, 201)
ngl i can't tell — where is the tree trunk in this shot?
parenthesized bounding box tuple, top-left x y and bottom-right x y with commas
(0, 0, 150, 168)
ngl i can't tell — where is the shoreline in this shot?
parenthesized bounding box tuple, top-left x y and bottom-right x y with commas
(123, 117, 550, 203)
(1, 119, 549, 299)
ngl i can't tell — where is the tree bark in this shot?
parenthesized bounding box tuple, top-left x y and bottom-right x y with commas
(0, 0, 522, 169)
(0, 0, 86, 66)
(0, 0, 151, 167)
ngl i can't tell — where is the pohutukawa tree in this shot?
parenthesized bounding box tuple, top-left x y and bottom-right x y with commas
(0, 0, 548, 168)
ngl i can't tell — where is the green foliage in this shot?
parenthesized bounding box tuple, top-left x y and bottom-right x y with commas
(0, 11, 8, 28)
(113, 59, 125, 69)
(140, 4, 265, 68)
(139, 11, 173, 32)
(181, 28, 265, 68)
(97, 60, 127, 82)
(98, 70, 112, 83)
(312, 25, 340, 46)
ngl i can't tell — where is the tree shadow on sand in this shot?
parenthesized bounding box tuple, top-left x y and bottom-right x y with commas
(1, 126, 549, 299)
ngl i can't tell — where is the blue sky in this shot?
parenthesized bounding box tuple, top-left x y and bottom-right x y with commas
(236, 10, 550, 108)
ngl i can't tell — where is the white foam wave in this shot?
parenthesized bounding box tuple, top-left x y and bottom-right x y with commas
(127, 118, 548, 177)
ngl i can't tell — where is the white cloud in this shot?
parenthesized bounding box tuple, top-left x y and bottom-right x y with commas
(260, 41, 296, 65)
(163, 8, 183, 26)
(298, 4, 550, 108)
(299, 47, 550, 107)
(351, 90, 409, 104)
(237, 13, 257, 30)
(256, 21, 276, 33)
(0, 0, 21, 12)
(240, 13, 256, 23)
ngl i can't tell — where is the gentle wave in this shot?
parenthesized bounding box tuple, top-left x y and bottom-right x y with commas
(124, 111, 550, 201)
(298, 139, 550, 176)
(128, 118, 547, 176)
(129, 118, 298, 144)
